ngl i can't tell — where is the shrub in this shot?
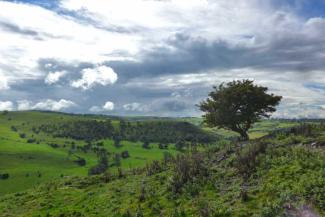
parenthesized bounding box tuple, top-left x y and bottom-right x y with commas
(0, 173, 9, 180)
(121, 151, 130, 158)
(27, 138, 36, 143)
(88, 164, 107, 175)
(48, 143, 60, 148)
(114, 137, 122, 148)
(145, 160, 163, 176)
(89, 150, 108, 175)
(235, 142, 268, 178)
(142, 141, 150, 149)
(74, 157, 86, 166)
(158, 143, 168, 149)
(2, 110, 9, 115)
(168, 152, 208, 193)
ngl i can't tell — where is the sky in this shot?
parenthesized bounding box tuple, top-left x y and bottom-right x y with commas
(0, 0, 325, 118)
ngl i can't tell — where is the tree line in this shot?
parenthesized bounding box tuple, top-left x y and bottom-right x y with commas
(34, 120, 215, 144)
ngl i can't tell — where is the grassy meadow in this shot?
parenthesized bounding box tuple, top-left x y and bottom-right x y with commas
(0, 111, 324, 217)
(0, 111, 179, 195)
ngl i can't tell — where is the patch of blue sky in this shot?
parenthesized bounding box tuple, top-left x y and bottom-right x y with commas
(304, 83, 325, 93)
(3, 0, 60, 10)
(273, 0, 325, 19)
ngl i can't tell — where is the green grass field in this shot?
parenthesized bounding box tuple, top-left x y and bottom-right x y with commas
(0, 111, 302, 196)
(0, 111, 179, 195)
(0, 122, 324, 216)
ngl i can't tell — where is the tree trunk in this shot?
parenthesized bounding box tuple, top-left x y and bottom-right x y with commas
(239, 131, 249, 141)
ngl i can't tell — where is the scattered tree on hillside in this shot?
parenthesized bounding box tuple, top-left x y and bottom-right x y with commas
(0, 173, 9, 180)
(121, 151, 130, 158)
(113, 135, 122, 148)
(119, 120, 127, 137)
(158, 143, 168, 149)
(142, 140, 150, 149)
(74, 157, 86, 166)
(89, 149, 108, 175)
(199, 80, 282, 140)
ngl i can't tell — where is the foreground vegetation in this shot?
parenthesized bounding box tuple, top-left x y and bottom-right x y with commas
(0, 115, 324, 216)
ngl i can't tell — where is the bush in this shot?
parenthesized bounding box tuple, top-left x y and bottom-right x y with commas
(145, 160, 163, 176)
(88, 164, 107, 175)
(121, 151, 130, 158)
(74, 157, 86, 166)
(27, 138, 36, 143)
(48, 143, 60, 148)
(2, 110, 9, 115)
(235, 142, 268, 178)
(168, 152, 208, 193)
(89, 150, 108, 175)
(114, 137, 122, 148)
(142, 141, 150, 149)
(0, 173, 9, 180)
(158, 143, 168, 149)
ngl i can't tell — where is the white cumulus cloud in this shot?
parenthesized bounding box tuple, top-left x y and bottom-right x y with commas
(32, 99, 76, 111)
(0, 1, 137, 88)
(90, 101, 115, 112)
(71, 66, 118, 90)
(17, 100, 32, 111)
(103, 101, 115, 111)
(123, 102, 149, 112)
(0, 101, 14, 111)
(45, 71, 66, 85)
(16, 99, 76, 111)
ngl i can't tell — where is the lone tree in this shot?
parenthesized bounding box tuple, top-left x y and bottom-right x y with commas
(199, 80, 282, 141)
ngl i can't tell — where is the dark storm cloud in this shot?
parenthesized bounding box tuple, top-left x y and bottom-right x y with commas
(108, 25, 325, 82)
(159, 100, 187, 112)
(107, 36, 249, 81)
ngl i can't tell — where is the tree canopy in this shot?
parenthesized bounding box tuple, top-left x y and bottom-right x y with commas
(199, 80, 282, 140)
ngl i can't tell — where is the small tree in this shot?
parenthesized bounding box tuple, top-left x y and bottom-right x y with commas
(199, 80, 281, 140)
(142, 140, 150, 149)
(158, 143, 168, 149)
(121, 150, 130, 158)
(113, 136, 122, 148)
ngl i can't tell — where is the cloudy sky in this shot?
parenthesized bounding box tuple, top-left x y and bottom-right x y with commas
(0, 0, 325, 118)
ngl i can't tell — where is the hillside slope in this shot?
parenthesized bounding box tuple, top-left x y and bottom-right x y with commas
(0, 124, 324, 216)
(0, 111, 217, 195)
